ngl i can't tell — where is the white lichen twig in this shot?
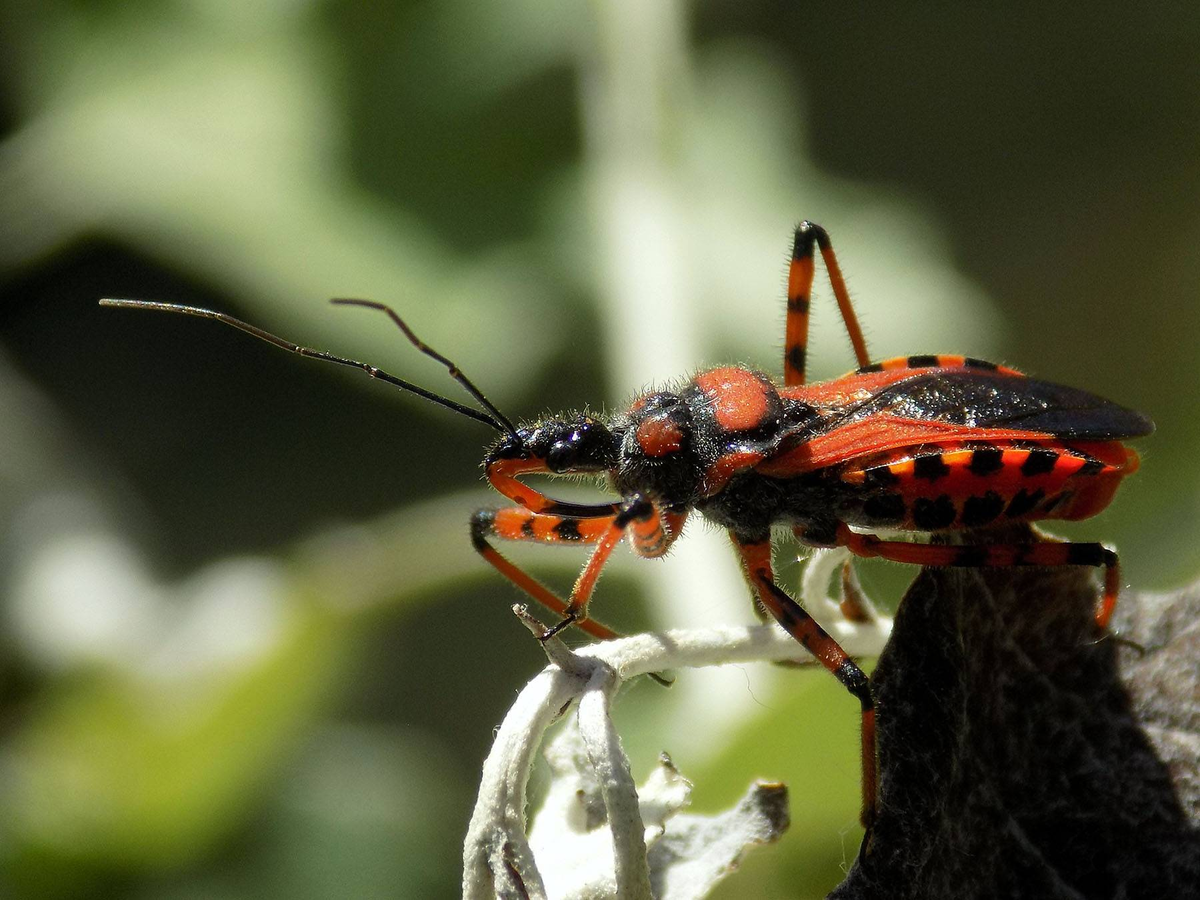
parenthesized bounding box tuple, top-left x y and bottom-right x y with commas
(462, 571, 891, 899)
(801, 545, 895, 639)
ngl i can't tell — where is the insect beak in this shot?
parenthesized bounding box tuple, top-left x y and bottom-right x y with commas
(484, 456, 620, 518)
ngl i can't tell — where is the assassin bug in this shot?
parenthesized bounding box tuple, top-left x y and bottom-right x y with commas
(101, 221, 1152, 834)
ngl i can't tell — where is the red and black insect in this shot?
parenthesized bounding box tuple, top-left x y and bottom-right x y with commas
(101, 221, 1152, 834)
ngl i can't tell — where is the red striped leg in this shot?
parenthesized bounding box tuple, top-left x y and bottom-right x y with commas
(835, 524, 1121, 630)
(482, 507, 618, 545)
(785, 221, 871, 386)
(471, 508, 620, 640)
(547, 497, 663, 638)
(730, 530, 877, 831)
(485, 457, 620, 518)
(628, 506, 688, 559)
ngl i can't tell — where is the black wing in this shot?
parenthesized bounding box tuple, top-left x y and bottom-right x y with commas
(841, 370, 1154, 440)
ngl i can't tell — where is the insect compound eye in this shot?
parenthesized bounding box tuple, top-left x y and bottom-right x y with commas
(545, 439, 575, 473)
(544, 417, 617, 474)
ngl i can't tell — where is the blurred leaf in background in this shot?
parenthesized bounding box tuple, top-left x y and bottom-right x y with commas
(0, 2, 1196, 898)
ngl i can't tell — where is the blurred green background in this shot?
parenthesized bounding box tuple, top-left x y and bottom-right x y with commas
(1, 2, 1197, 898)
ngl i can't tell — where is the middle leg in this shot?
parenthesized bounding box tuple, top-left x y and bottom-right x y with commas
(729, 529, 878, 831)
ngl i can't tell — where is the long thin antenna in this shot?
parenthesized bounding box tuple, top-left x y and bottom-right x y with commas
(99, 299, 517, 435)
(331, 298, 518, 437)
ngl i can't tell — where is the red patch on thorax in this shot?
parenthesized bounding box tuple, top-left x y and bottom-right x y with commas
(636, 415, 684, 457)
(694, 367, 771, 432)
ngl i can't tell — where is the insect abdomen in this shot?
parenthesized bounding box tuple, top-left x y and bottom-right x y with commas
(838, 440, 1139, 531)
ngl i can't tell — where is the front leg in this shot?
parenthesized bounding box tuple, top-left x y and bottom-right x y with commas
(471, 507, 621, 640)
(470, 496, 664, 642)
(729, 529, 878, 832)
(544, 496, 660, 639)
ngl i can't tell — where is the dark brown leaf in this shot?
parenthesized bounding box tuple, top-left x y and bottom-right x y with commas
(831, 555, 1200, 899)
